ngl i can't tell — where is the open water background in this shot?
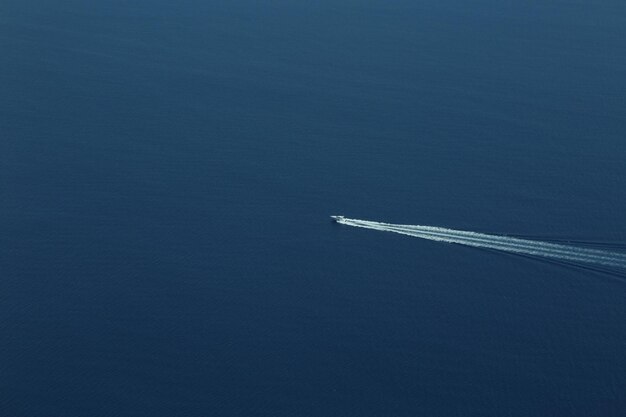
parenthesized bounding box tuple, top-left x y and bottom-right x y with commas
(2, 1, 626, 415)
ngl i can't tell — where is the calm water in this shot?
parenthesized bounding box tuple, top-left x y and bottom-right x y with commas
(2, 1, 626, 415)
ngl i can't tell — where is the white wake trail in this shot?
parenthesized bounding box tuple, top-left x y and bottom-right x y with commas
(335, 217, 626, 269)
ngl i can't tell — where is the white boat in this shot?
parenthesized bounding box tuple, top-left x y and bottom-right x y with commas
(330, 215, 345, 222)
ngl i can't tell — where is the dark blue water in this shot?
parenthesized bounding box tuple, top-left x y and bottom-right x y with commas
(2, 1, 626, 415)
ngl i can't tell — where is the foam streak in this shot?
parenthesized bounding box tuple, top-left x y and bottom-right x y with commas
(336, 217, 626, 269)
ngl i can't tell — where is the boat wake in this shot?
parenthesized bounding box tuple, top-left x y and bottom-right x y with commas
(334, 217, 626, 270)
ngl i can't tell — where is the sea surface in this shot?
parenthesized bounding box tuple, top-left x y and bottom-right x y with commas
(2, 1, 626, 416)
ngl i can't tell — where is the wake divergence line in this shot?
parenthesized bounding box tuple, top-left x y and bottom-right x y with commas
(334, 217, 626, 269)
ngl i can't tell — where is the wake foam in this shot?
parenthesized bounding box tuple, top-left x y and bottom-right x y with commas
(335, 217, 626, 269)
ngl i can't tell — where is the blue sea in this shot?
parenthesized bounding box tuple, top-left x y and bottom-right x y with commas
(2, 1, 626, 415)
